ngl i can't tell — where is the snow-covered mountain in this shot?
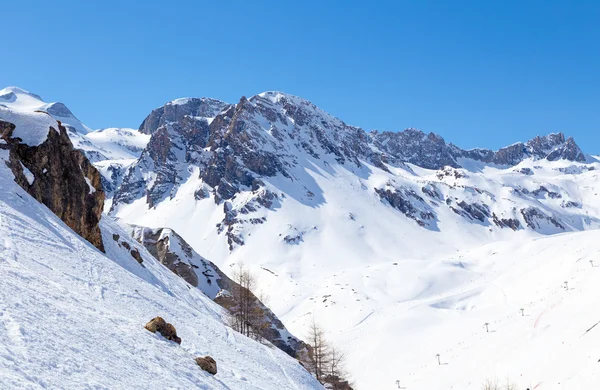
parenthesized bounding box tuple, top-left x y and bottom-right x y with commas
(0, 88, 321, 389)
(107, 91, 600, 389)
(3, 85, 600, 389)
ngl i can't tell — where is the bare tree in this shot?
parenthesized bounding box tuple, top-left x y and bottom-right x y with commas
(229, 262, 269, 341)
(481, 377, 516, 390)
(326, 345, 350, 389)
(307, 317, 329, 382)
(306, 318, 353, 389)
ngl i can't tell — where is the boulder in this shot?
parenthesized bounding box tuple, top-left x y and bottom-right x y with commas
(144, 317, 181, 344)
(130, 248, 143, 264)
(195, 356, 217, 375)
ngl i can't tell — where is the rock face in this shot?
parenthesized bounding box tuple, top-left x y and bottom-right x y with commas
(139, 97, 229, 135)
(372, 128, 459, 169)
(132, 227, 201, 287)
(144, 317, 181, 344)
(520, 207, 565, 232)
(1, 120, 105, 251)
(130, 225, 310, 358)
(195, 356, 217, 375)
(375, 185, 436, 228)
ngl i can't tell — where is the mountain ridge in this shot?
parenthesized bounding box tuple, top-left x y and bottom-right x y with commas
(3, 85, 600, 389)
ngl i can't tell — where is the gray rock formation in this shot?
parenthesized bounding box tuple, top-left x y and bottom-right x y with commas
(130, 225, 310, 358)
(0, 120, 105, 251)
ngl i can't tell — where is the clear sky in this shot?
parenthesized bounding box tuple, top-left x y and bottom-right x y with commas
(3, 0, 600, 152)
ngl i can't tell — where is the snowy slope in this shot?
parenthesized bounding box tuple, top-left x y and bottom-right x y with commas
(352, 229, 600, 389)
(112, 152, 600, 388)
(0, 147, 321, 389)
(76, 127, 150, 163)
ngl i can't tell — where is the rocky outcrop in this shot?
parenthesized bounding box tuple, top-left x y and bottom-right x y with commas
(139, 97, 229, 135)
(144, 317, 181, 344)
(0, 120, 105, 251)
(520, 207, 565, 231)
(371, 128, 459, 169)
(132, 227, 200, 287)
(130, 225, 310, 358)
(375, 185, 436, 227)
(492, 213, 521, 230)
(452, 201, 490, 222)
(457, 133, 585, 166)
(195, 356, 217, 375)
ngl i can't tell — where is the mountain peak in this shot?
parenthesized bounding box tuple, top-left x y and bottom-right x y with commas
(139, 97, 230, 135)
(0, 86, 43, 101)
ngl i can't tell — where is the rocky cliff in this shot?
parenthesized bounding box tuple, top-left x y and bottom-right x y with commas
(0, 119, 105, 251)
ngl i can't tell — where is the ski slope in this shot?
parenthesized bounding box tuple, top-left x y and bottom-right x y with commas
(0, 148, 321, 390)
(113, 149, 600, 389)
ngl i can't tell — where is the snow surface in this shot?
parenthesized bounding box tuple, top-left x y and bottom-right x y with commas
(0, 149, 321, 389)
(19, 162, 34, 185)
(83, 127, 150, 161)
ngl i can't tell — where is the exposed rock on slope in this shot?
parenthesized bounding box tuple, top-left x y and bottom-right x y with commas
(130, 225, 310, 357)
(0, 119, 105, 251)
(144, 317, 182, 344)
(139, 97, 229, 135)
(195, 356, 218, 375)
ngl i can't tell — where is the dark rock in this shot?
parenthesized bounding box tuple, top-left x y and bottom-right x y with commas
(133, 228, 199, 287)
(144, 317, 181, 344)
(520, 207, 565, 231)
(375, 186, 436, 227)
(195, 356, 217, 375)
(532, 186, 561, 199)
(130, 248, 143, 264)
(562, 201, 580, 208)
(455, 201, 490, 222)
(139, 98, 228, 135)
(1, 120, 105, 251)
(421, 184, 442, 199)
(371, 128, 459, 169)
(517, 167, 534, 175)
(492, 213, 521, 230)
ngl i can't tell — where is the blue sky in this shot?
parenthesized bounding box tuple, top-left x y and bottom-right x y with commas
(3, 0, 600, 152)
